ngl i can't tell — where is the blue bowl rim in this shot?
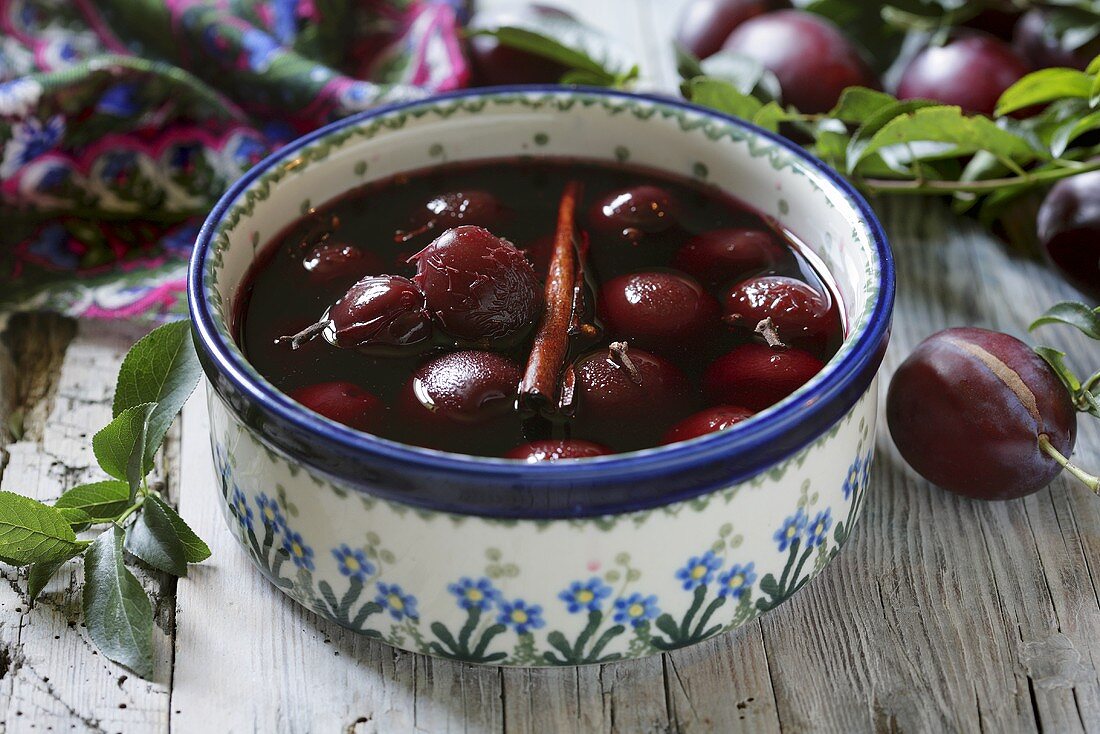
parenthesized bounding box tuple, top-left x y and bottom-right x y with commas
(188, 85, 895, 509)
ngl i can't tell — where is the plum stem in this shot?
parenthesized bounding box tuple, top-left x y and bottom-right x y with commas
(276, 319, 328, 350)
(754, 317, 786, 348)
(608, 341, 642, 385)
(1039, 434, 1100, 494)
(856, 158, 1100, 196)
(1081, 369, 1100, 395)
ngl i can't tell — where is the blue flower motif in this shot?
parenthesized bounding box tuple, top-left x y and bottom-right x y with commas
(56, 41, 78, 63)
(1, 115, 64, 177)
(806, 509, 833, 548)
(497, 599, 545, 635)
(337, 80, 391, 112)
(270, 0, 303, 44)
(213, 443, 227, 474)
(215, 445, 232, 491)
(255, 493, 285, 531)
(612, 593, 660, 627)
(343, 81, 373, 104)
(34, 163, 70, 196)
(376, 582, 419, 620)
(558, 578, 612, 613)
(99, 150, 138, 186)
(96, 83, 139, 117)
(25, 223, 79, 270)
(718, 563, 757, 599)
(18, 3, 36, 25)
(675, 550, 722, 590)
(230, 488, 253, 531)
(281, 529, 314, 570)
(167, 142, 203, 178)
(842, 457, 862, 501)
(774, 508, 807, 552)
(860, 453, 873, 492)
(261, 120, 295, 147)
(332, 544, 374, 582)
(448, 577, 499, 611)
(228, 134, 267, 170)
(240, 28, 282, 72)
(159, 222, 201, 257)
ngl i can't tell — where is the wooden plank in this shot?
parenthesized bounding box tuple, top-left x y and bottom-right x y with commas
(0, 315, 174, 734)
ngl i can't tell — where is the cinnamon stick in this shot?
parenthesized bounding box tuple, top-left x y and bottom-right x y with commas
(520, 180, 582, 410)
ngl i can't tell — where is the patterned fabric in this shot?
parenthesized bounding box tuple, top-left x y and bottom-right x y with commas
(0, 0, 468, 320)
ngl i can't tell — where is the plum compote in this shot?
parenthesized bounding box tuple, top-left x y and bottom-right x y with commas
(235, 159, 845, 458)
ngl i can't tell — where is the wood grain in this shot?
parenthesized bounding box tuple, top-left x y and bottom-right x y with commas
(3, 1, 1100, 731)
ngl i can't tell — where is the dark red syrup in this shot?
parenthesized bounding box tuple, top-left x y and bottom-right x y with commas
(235, 158, 844, 458)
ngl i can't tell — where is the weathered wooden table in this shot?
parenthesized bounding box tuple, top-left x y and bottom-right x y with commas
(3, 2, 1100, 732)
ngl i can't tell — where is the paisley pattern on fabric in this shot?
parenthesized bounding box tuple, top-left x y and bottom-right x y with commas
(0, 0, 468, 320)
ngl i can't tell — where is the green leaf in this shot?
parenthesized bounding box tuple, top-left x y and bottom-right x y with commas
(812, 119, 854, 169)
(1050, 109, 1100, 156)
(996, 68, 1093, 116)
(752, 101, 789, 133)
(674, 41, 704, 80)
(848, 106, 1039, 173)
(0, 491, 86, 566)
(83, 526, 154, 678)
(475, 26, 610, 84)
(686, 77, 763, 118)
(559, 68, 615, 86)
(1034, 347, 1083, 397)
(93, 403, 156, 499)
(125, 495, 206, 576)
(1088, 53, 1100, 76)
(844, 99, 941, 172)
(27, 553, 80, 603)
(56, 507, 92, 529)
(697, 52, 781, 102)
(55, 480, 131, 524)
(1030, 301, 1100, 339)
(827, 87, 898, 123)
(151, 497, 210, 564)
(112, 321, 202, 471)
(470, 14, 634, 88)
(125, 493, 209, 572)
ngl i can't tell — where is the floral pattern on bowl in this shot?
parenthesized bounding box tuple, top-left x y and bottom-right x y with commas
(208, 384, 876, 664)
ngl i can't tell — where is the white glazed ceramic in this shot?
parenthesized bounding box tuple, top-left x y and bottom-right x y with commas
(189, 87, 894, 665)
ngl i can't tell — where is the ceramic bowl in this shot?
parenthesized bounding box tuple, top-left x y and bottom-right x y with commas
(188, 87, 894, 665)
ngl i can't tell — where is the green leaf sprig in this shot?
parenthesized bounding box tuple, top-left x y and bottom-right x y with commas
(1031, 301, 1100, 492)
(679, 57, 1100, 228)
(0, 320, 208, 679)
(1032, 302, 1100, 416)
(466, 12, 639, 88)
(666, 0, 1100, 238)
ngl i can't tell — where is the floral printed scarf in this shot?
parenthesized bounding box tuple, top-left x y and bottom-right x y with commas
(0, 0, 468, 319)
